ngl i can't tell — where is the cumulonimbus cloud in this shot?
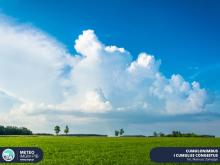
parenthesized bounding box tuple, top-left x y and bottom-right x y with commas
(0, 17, 213, 132)
(61, 29, 209, 115)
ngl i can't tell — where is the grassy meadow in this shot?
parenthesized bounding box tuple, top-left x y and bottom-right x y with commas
(0, 136, 219, 165)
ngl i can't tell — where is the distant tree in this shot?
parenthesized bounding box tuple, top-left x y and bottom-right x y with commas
(20, 127, 32, 135)
(0, 125, 32, 135)
(119, 128, 124, 136)
(153, 131, 158, 137)
(0, 125, 5, 135)
(115, 130, 119, 136)
(54, 126, 61, 135)
(172, 131, 182, 137)
(64, 125, 69, 135)
(149, 131, 214, 138)
(159, 132, 165, 137)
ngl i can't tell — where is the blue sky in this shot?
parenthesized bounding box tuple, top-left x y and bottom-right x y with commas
(1, 0, 220, 86)
(0, 0, 220, 135)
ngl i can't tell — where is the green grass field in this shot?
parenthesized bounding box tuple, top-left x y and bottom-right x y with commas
(0, 136, 219, 165)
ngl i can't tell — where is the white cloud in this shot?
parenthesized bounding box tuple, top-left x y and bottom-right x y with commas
(74, 29, 102, 57)
(0, 90, 21, 114)
(0, 18, 73, 104)
(0, 16, 214, 133)
(128, 53, 160, 75)
(58, 29, 209, 115)
(150, 74, 208, 114)
(80, 88, 112, 113)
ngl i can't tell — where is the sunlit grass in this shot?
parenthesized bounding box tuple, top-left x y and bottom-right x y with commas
(0, 136, 219, 165)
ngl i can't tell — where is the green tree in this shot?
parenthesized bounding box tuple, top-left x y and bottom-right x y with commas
(0, 126, 32, 135)
(159, 132, 165, 137)
(115, 130, 119, 136)
(64, 125, 69, 135)
(172, 131, 182, 137)
(54, 126, 60, 135)
(0, 125, 5, 135)
(119, 128, 124, 136)
(153, 131, 158, 137)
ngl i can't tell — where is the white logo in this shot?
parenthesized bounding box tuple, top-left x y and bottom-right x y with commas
(2, 149, 15, 162)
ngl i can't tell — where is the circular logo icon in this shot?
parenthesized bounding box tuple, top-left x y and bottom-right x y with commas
(2, 149, 15, 162)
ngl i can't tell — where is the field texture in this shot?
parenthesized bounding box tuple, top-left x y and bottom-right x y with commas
(0, 136, 219, 165)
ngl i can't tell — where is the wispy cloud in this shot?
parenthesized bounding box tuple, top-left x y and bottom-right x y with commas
(189, 63, 220, 79)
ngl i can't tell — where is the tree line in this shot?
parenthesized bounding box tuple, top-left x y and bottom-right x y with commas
(152, 131, 215, 138)
(0, 125, 215, 138)
(0, 125, 32, 135)
(54, 126, 126, 137)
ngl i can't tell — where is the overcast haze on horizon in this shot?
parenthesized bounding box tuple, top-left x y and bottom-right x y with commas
(0, 0, 220, 136)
